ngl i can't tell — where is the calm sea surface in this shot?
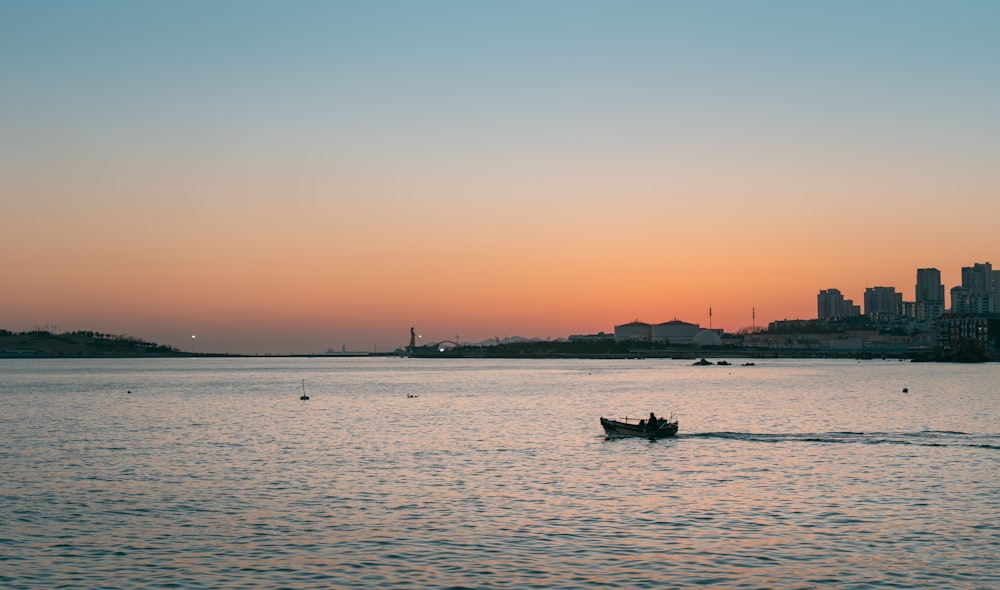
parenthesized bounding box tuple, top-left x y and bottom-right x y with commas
(1, 357, 997, 589)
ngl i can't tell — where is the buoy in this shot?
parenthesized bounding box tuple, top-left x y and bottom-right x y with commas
(902, 387, 908, 393)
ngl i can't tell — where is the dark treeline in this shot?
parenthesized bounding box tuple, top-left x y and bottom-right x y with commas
(0, 329, 182, 357)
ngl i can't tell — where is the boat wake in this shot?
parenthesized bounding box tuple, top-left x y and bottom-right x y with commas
(683, 430, 999, 450)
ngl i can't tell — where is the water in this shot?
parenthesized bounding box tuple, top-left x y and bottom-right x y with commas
(1, 357, 997, 589)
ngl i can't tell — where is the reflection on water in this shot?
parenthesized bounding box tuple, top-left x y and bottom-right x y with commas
(1, 358, 997, 588)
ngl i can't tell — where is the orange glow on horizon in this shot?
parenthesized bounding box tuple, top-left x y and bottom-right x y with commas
(3, 3, 998, 353)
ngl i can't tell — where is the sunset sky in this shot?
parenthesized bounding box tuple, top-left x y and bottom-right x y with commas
(3, 1, 998, 354)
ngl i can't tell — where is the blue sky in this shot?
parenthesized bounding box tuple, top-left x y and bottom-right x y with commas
(3, 1, 998, 353)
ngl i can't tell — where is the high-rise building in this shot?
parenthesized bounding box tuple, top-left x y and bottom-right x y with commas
(951, 286, 971, 313)
(864, 286, 902, 320)
(915, 268, 945, 321)
(817, 288, 860, 320)
(953, 262, 999, 314)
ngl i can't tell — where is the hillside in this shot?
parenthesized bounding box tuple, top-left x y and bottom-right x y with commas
(0, 330, 184, 358)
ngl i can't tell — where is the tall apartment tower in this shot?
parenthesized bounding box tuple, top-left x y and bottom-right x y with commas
(952, 262, 999, 314)
(818, 288, 860, 320)
(915, 268, 945, 321)
(864, 286, 903, 320)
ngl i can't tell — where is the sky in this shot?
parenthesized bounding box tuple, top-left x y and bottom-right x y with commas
(2, 1, 998, 354)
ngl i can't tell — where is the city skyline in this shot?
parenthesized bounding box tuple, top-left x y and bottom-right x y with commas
(3, 2, 998, 354)
(7, 258, 995, 354)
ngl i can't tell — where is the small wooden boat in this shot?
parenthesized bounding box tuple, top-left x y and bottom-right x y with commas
(601, 415, 678, 440)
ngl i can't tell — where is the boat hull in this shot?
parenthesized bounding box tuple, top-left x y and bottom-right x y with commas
(601, 417, 678, 439)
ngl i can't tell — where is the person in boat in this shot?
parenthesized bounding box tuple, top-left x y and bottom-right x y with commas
(647, 412, 658, 432)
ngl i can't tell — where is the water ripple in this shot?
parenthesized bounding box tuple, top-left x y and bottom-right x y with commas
(1, 358, 997, 588)
(686, 429, 999, 449)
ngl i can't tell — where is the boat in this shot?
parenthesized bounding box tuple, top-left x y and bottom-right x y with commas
(299, 379, 309, 401)
(600, 414, 678, 440)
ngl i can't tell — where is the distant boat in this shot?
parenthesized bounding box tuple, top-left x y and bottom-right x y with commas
(692, 358, 713, 366)
(299, 379, 309, 401)
(601, 414, 678, 440)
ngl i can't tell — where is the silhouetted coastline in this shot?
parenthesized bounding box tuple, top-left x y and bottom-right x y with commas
(408, 340, 997, 362)
(3, 327, 996, 362)
(0, 330, 185, 358)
